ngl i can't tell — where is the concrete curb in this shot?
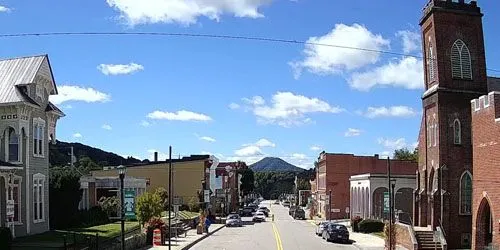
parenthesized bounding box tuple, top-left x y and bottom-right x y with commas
(180, 225, 226, 250)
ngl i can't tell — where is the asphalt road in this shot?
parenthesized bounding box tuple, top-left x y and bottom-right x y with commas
(190, 200, 358, 250)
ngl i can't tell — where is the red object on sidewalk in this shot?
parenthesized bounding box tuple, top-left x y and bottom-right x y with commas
(153, 229, 162, 246)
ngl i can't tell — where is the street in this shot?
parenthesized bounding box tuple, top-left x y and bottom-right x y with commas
(191, 201, 358, 250)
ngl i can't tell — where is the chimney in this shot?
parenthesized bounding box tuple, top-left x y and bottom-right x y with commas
(154, 152, 158, 162)
(374, 154, 379, 158)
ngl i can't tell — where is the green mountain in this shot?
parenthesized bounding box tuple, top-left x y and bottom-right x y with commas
(49, 140, 143, 167)
(250, 157, 304, 172)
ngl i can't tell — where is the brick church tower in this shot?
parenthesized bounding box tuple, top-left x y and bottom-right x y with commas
(414, 0, 487, 248)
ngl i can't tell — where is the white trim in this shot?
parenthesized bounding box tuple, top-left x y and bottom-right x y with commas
(0, 166, 23, 170)
(459, 171, 472, 215)
(454, 119, 462, 145)
(25, 123, 30, 234)
(32, 118, 45, 158)
(484, 95, 490, 108)
(433, 118, 438, 147)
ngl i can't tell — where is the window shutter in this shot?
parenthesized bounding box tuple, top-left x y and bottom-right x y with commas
(451, 42, 462, 78)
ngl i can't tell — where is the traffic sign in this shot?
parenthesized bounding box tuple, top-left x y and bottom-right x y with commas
(124, 190, 136, 220)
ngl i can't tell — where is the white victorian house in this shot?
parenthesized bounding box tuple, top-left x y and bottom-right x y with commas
(0, 55, 64, 237)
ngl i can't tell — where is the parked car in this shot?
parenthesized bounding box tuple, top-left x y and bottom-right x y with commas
(293, 208, 305, 220)
(240, 207, 254, 217)
(274, 200, 280, 205)
(282, 201, 290, 207)
(322, 224, 349, 243)
(257, 209, 269, 217)
(252, 212, 266, 222)
(259, 206, 270, 213)
(289, 205, 297, 216)
(315, 221, 330, 236)
(226, 214, 243, 227)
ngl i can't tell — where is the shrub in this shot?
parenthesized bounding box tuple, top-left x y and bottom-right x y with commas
(358, 219, 385, 233)
(98, 196, 120, 218)
(351, 216, 363, 232)
(0, 227, 12, 249)
(188, 196, 200, 212)
(136, 191, 163, 225)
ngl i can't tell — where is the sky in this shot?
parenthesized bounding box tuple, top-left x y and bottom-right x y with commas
(1, 0, 499, 169)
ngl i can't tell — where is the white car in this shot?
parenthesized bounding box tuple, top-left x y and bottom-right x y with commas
(252, 212, 266, 222)
(316, 221, 330, 236)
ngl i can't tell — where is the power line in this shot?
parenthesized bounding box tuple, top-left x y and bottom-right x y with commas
(2, 31, 499, 73)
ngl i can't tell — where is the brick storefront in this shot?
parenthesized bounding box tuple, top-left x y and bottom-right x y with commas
(313, 153, 416, 220)
(471, 92, 500, 249)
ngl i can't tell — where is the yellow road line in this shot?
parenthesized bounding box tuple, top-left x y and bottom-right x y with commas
(272, 222, 284, 250)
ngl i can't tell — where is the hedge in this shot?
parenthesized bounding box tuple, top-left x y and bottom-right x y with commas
(358, 219, 385, 233)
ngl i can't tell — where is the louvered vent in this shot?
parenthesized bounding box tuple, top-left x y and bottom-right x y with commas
(451, 39, 472, 79)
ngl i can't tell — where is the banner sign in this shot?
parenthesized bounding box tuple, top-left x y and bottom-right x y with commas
(383, 192, 389, 213)
(124, 190, 136, 220)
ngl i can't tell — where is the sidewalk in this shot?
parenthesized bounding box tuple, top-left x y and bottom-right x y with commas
(143, 224, 225, 250)
(336, 221, 385, 250)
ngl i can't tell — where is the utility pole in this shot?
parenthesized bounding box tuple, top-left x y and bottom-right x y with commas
(387, 157, 392, 250)
(168, 146, 172, 250)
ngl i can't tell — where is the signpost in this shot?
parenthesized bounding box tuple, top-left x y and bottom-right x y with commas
(204, 190, 210, 203)
(124, 190, 136, 220)
(384, 192, 390, 213)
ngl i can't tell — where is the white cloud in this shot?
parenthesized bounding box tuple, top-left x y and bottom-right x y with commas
(102, 124, 112, 130)
(140, 120, 151, 127)
(290, 23, 390, 78)
(379, 151, 392, 159)
(49, 85, 111, 105)
(412, 141, 419, 149)
(63, 105, 73, 109)
(147, 110, 212, 121)
(253, 138, 275, 148)
(397, 30, 421, 54)
(229, 103, 240, 110)
(310, 146, 321, 151)
(363, 106, 417, 119)
(201, 151, 212, 155)
(97, 63, 144, 75)
(291, 153, 307, 160)
(0, 5, 11, 12)
(345, 128, 362, 137)
(106, 0, 271, 26)
(378, 138, 407, 150)
(244, 92, 343, 127)
(73, 133, 82, 138)
(200, 136, 216, 142)
(234, 145, 263, 157)
(349, 57, 424, 91)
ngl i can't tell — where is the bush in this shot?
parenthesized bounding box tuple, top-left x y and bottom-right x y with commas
(136, 191, 163, 225)
(358, 219, 385, 233)
(351, 216, 363, 232)
(0, 227, 12, 249)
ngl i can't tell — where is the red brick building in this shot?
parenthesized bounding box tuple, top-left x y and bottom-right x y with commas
(313, 152, 416, 220)
(215, 161, 248, 213)
(471, 91, 500, 249)
(414, 1, 491, 248)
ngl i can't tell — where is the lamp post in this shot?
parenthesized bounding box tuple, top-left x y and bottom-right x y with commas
(329, 189, 332, 222)
(390, 178, 397, 250)
(117, 165, 126, 250)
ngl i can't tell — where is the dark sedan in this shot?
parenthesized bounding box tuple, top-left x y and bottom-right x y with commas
(322, 224, 349, 243)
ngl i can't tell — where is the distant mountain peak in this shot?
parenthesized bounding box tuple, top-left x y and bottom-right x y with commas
(250, 157, 303, 172)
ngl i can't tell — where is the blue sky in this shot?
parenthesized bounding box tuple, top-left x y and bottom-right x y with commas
(1, 0, 499, 169)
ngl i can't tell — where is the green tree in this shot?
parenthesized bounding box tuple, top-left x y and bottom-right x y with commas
(393, 147, 418, 162)
(136, 191, 163, 225)
(155, 187, 169, 210)
(239, 169, 255, 197)
(76, 156, 101, 173)
(188, 196, 200, 212)
(49, 167, 82, 229)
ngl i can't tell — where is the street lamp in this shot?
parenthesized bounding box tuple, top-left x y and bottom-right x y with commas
(117, 165, 126, 250)
(329, 189, 332, 222)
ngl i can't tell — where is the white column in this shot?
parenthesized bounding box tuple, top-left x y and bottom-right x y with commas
(368, 187, 372, 218)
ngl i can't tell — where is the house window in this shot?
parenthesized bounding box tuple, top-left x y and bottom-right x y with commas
(459, 171, 472, 215)
(33, 174, 45, 223)
(451, 39, 472, 79)
(10, 178, 21, 223)
(454, 119, 461, 145)
(8, 128, 19, 162)
(33, 118, 45, 157)
(428, 43, 436, 81)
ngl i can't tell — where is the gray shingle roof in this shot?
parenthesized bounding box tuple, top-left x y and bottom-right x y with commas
(0, 55, 47, 105)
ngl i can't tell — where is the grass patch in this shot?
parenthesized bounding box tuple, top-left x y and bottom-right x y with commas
(371, 231, 386, 239)
(161, 210, 199, 220)
(13, 222, 140, 248)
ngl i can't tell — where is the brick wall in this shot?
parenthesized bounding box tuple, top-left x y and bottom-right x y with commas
(319, 153, 416, 220)
(394, 223, 417, 250)
(471, 92, 500, 249)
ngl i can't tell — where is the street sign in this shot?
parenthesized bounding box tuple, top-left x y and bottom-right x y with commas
(6, 200, 14, 218)
(331, 209, 341, 213)
(173, 197, 182, 205)
(124, 190, 136, 220)
(383, 192, 389, 213)
(204, 190, 210, 202)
